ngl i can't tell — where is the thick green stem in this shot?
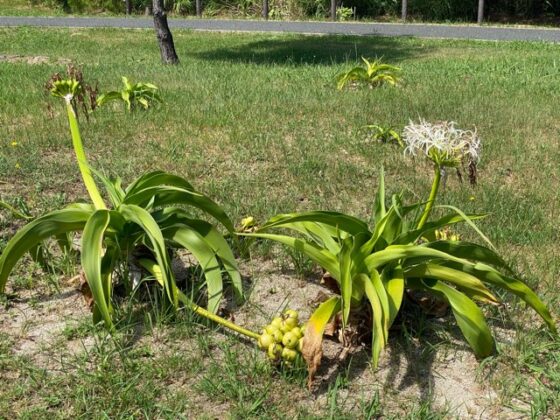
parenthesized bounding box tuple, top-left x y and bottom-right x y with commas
(177, 291, 260, 340)
(65, 101, 106, 210)
(417, 165, 441, 230)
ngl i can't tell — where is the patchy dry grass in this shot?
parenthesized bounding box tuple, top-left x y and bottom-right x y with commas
(1, 27, 559, 417)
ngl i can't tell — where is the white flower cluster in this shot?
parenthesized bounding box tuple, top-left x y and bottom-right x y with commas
(402, 119, 481, 167)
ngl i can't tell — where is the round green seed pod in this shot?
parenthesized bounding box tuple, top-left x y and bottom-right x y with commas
(258, 333, 275, 351)
(280, 321, 292, 334)
(271, 328, 284, 343)
(283, 317, 298, 330)
(284, 309, 299, 320)
(268, 343, 283, 361)
(265, 324, 279, 335)
(291, 326, 303, 339)
(282, 331, 299, 349)
(282, 347, 298, 362)
(271, 317, 283, 328)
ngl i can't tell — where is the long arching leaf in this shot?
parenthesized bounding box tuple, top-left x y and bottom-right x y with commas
(356, 272, 386, 368)
(123, 186, 234, 232)
(81, 210, 114, 330)
(241, 232, 339, 278)
(162, 224, 224, 314)
(365, 244, 470, 272)
(125, 171, 194, 195)
(152, 208, 243, 301)
(445, 261, 556, 333)
(382, 265, 405, 328)
(339, 238, 353, 326)
(426, 241, 511, 272)
(258, 211, 370, 236)
(119, 204, 178, 307)
(404, 263, 499, 304)
(408, 278, 495, 358)
(0, 207, 91, 292)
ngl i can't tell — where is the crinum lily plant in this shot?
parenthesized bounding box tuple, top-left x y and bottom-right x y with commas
(0, 77, 257, 341)
(244, 120, 555, 383)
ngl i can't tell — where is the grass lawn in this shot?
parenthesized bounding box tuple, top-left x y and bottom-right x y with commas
(1, 27, 559, 417)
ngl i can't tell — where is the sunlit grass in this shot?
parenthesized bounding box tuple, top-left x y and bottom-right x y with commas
(0, 27, 559, 417)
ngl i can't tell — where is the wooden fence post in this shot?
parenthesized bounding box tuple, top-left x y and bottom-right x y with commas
(401, 0, 408, 21)
(331, 0, 336, 21)
(477, 0, 484, 24)
(196, 0, 202, 17)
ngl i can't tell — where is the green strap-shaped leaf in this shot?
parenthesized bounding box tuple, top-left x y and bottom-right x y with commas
(365, 244, 470, 272)
(119, 204, 178, 308)
(81, 210, 113, 330)
(124, 185, 234, 232)
(404, 263, 499, 304)
(291, 221, 341, 255)
(162, 224, 224, 314)
(177, 218, 243, 302)
(408, 278, 495, 358)
(241, 232, 340, 279)
(426, 241, 511, 273)
(382, 265, 405, 328)
(258, 211, 370, 236)
(446, 261, 556, 334)
(339, 238, 353, 326)
(88, 166, 125, 208)
(371, 269, 390, 339)
(96, 91, 123, 107)
(152, 208, 243, 301)
(125, 171, 194, 196)
(0, 207, 91, 292)
(356, 272, 386, 368)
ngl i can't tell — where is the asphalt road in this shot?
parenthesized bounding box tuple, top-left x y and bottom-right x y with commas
(1, 16, 559, 42)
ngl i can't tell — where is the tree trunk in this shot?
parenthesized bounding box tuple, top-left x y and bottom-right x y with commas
(262, 0, 269, 20)
(401, 0, 407, 21)
(125, 0, 132, 15)
(477, 0, 484, 24)
(331, 0, 336, 21)
(196, 0, 202, 17)
(152, 0, 179, 65)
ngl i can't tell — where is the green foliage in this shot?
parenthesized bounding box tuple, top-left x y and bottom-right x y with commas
(364, 124, 403, 147)
(97, 77, 162, 112)
(336, 6, 355, 21)
(336, 57, 401, 90)
(0, 79, 241, 331)
(244, 169, 556, 368)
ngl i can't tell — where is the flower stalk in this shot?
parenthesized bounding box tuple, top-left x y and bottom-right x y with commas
(417, 165, 441, 229)
(64, 98, 106, 210)
(178, 291, 260, 340)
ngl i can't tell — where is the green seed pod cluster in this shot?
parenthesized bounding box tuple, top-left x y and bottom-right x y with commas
(258, 309, 305, 365)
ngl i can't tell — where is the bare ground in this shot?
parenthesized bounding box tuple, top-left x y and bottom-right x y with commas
(0, 257, 522, 418)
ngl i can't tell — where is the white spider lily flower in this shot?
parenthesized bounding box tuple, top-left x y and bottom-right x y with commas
(402, 119, 481, 168)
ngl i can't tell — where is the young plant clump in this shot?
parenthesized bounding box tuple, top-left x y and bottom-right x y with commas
(97, 76, 162, 111)
(337, 57, 401, 91)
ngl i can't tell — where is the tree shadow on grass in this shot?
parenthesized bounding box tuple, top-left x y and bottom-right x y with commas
(194, 34, 429, 66)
